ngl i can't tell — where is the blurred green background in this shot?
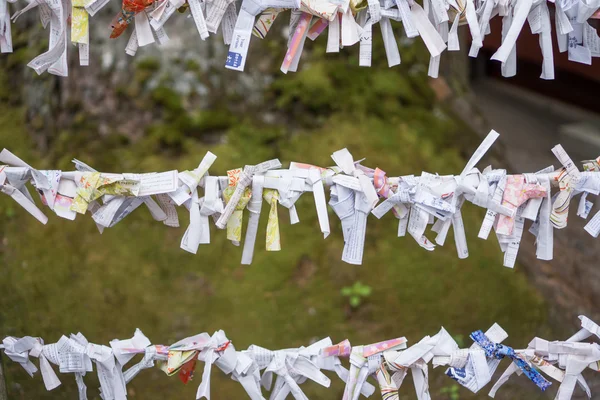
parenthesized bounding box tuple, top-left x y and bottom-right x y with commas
(0, 11, 560, 400)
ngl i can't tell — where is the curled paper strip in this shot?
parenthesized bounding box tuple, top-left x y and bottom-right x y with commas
(5, 132, 600, 267)
(2, 315, 599, 400)
(4, 0, 600, 76)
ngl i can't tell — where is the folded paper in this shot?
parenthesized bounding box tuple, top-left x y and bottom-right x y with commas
(4, 130, 600, 268)
(5, 0, 600, 76)
(3, 315, 599, 400)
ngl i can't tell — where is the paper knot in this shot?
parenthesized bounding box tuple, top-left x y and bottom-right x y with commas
(470, 330, 551, 391)
(448, 349, 470, 368)
(215, 159, 280, 229)
(0, 180, 14, 195)
(373, 168, 390, 197)
(2, 336, 40, 376)
(496, 174, 546, 235)
(321, 339, 352, 358)
(349, 347, 367, 368)
(331, 148, 379, 208)
(550, 145, 582, 229)
(579, 315, 600, 339)
(263, 188, 281, 251)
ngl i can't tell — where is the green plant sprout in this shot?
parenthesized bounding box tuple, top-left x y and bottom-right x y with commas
(440, 384, 460, 400)
(453, 334, 465, 348)
(341, 281, 372, 308)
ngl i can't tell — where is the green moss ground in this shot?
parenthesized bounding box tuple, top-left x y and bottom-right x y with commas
(0, 26, 557, 398)
(0, 107, 556, 400)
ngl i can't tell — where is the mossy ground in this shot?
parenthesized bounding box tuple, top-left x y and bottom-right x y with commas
(0, 111, 555, 400)
(0, 27, 556, 399)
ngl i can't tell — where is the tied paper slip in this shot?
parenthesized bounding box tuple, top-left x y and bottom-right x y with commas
(0, 0, 13, 53)
(6, 0, 600, 77)
(70, 172, 140, 214)
(149, 0, 179, 30)
(550, 145, 582, 229)
(0, 168, 49, 224)
(221, 2, 237, 44)
(85, 0, 110, 16)
(71, 0, 90, 65)
(25, 0, 68, 76)
(205, 0, 235, 33)
(7, 131, 600, 267)
(252, 8, 284, 38)
(215, 158, 281, 229)
(226, 0, 300, 71)
(289, 162, 330, 238)
(221, 168, 253, 245)
(123, 171, 179, 197)
(3, 315, 600, 400)
(226, 9, 255, 70)
(240, 175, 265, 264)
(189, 0, 210, 39)
(135, 11, 155, 47)
(281, 12, 311, 73)
(259, 169, 319, 252)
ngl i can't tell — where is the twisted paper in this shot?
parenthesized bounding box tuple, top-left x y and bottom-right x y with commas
(4, 130, 600, 268)
(2, 315, 599, 399)
(3, 0, 600, 77)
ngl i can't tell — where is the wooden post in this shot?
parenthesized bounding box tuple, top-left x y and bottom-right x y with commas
(0, 352, 8, 400)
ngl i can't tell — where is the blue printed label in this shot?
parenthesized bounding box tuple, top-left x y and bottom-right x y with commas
(225, 52, 243, 68)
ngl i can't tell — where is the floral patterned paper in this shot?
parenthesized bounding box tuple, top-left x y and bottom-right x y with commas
(71, 0, 89, 44)
(70, 172, 140, 214)
(223, 168, 252, 243)
(252, 9, 283, 38)
(496, 175, 546, 235)
(263, 189, 281, 251)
